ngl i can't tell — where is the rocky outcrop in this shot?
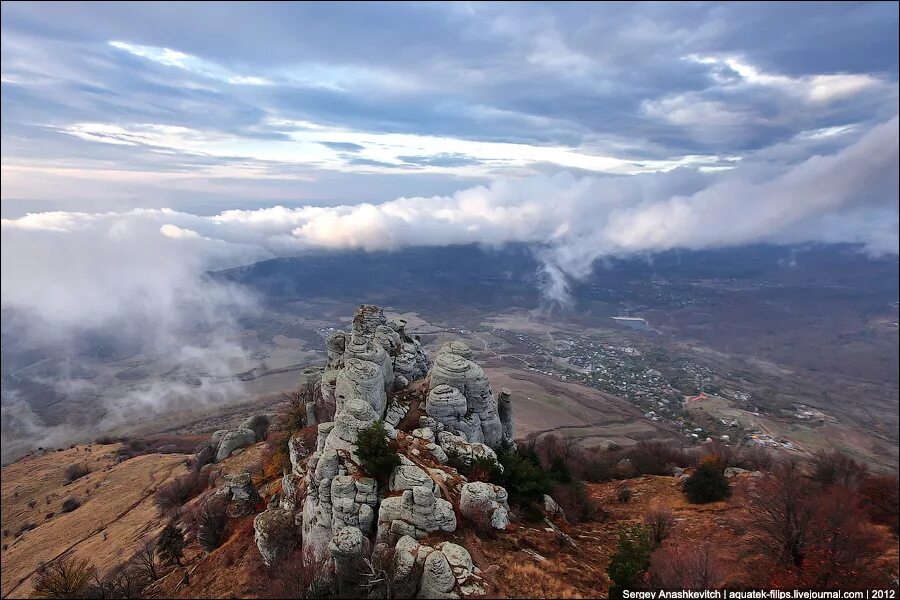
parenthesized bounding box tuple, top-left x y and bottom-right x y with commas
(330, 526, 369, 597)
(426, 342, 506, 448)
(436, 431, 499, 466)
(335, 357, 387, 416)
(323, 304, 430, 399)
(254, 508, 297, 566)
(214, 428, 257, 462)
(261, 305, 507, 596)
(497, 387, 514, 442)
(460, 482, 510, 530)
(390, 461, 441, 496)
(419, 550, 458, 599)
(389, 537, 483, 599)
(376, 486, 456, 544)
(239, 414, 270, 443)
(217, 472, 261, 516)
(543, 494, 564, 519)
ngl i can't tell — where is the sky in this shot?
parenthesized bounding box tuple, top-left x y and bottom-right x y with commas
(1, 1, 898, 213)
(0, 1, 898, 455)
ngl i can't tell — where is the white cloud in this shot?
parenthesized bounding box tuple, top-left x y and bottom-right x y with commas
(688, 54, 886, 105)
(56, 119, 729, 179)
(110, 40, 273, 85)
(1, 116, 895, 457)
(6, 116, 896, 312)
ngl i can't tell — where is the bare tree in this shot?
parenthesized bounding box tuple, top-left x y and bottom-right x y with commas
(644, 504, 676, 545)
(133, 539, 160, 581)
(810, 450, 867, 489)
(746, 460, 818, 567)
(650, 544, 723, 590)
(260, 547, 335, 599)
(32, 555, 96, 599)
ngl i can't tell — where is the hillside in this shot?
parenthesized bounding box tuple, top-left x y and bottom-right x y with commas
(2, 305, 897, 599)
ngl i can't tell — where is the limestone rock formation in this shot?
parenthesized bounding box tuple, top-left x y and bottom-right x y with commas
(426, 342, 508, 448)
(436, 432, 499, 466)
(257, 305, 509, 597)
(419, 550, 458, 599)
(214, 428, 257, 462)
(497, 387, 514, 442)
(217, 472, 261, 516)
(239, 414, 270, 443)
(376, 486, 456, 544)
(330, 526, 369, 597)
(460, 481, 510, 530)
(253, 508, 297, 566)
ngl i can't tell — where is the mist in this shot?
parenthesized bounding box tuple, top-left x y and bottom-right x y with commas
(1, 115, 897, 459)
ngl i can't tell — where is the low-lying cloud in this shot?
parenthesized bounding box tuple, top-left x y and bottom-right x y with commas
(1, 115, 897, 458)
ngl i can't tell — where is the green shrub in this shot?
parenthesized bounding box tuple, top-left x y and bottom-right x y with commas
(683, 463, 730, 504)
(356, 421, 400, 481)
(549, 455, 573, 483)
(446, 450, 502, 482)
(495, 442, 552, 509)
(607, 524, 654, 599)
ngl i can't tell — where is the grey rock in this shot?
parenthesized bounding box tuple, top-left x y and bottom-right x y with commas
(390, 464, 439, 496)
(426, 385, 468, 421)
(385, 400, 410, 427)
(497, 387, 514, 443)
(240, 414, 270, 443)
(724, 467, 750, 478)
(428, 344, 502, 448)
(215, 428, 257, 462)
(418, 550, 458, 599)
(335, 357, 387, 416)
(437, 432, 499, 466)
(210, 429, 228, 451)
(543, 494, 564, 519)
(218, 472, 261, 516)
(254, 508, 297, 566)
(460, 482, 510, 530)
(330, 526, 368, 597)
(392, 535, 428, 599)
(376, 486, 456, 544)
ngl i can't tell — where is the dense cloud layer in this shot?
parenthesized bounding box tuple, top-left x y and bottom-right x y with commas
(4, 116, 897, 315)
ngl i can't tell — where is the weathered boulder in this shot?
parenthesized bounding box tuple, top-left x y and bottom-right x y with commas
(392, 535, 430, 599)
(390, 463, 440, 496)
(436, 542, 484, 596)
(385, 399, 410, 428)
(240, 414, 271, 443)
(437, 432, 499, 466)
(418, 550, 458, 599)
(426, 385, 468, 420)
(428, 343, 503, 448)
(724, 467, 750, 478)
(460, 482, 510, 530)
(218, 472, 261, 516)
(543, 494, 565, 519)
(437, 340, 473, 360)
(254, 508, 297, 567)
(335, 357, 387, 416)
(330, 526, 368, 597)
(376, 486, 456, 543)
(215, 428, 257, 462)
(210, 429, 228, 451)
